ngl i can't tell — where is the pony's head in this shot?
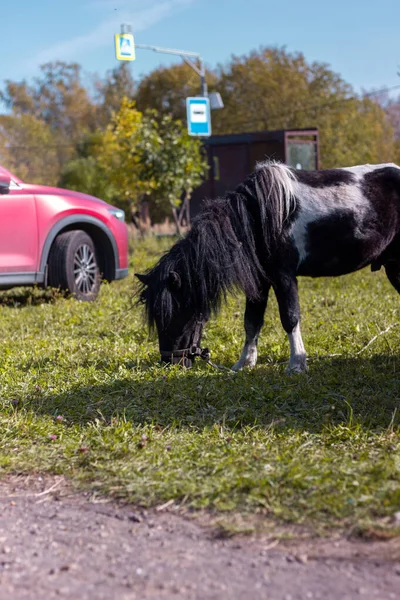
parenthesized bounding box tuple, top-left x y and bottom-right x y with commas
(135, 174, 275, 366)
(136, 263, 209, 368)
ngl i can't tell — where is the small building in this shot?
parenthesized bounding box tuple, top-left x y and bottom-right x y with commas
(190, 128, 319, 217)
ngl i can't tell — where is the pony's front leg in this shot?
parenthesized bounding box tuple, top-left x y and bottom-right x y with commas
(274, 274, 308, 374)
(232, 288, 270, 371)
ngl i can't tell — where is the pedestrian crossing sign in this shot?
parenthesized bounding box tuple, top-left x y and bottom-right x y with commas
(115, 33, 135, 61)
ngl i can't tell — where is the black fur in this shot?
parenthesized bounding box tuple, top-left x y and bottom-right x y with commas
(138, 167, 296, 331)
(294, 169, 355, 188)
(298, 210, 369, 276)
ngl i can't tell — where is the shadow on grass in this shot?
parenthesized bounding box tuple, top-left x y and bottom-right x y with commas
(0, 287, 67, 307)
(16, 353, 400, 433)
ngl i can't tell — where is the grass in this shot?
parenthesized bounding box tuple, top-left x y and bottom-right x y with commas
(1, 234, 400, 535)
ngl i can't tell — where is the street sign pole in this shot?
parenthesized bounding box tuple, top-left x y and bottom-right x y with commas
(116, 28, 222, 136)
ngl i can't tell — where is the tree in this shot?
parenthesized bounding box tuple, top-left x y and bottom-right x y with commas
(317, 96, 394, 168)
(137, 111, 208, 230)
(213, 48, 395, 166)
(1, 48, 396, 199)
(95, 98, 144, 215)
(58, 133, 115, 202)
(211, 47, 348, 133)
(1, 62, 97, 140)
(74, 98, 208, 230)
(134, 47, 395, 168)
(95, 63, 136, 127)
(377, 93, 400, 164)
(0, 62, 99, 182)
(59, 100, 145, 222)
(0, 113, 59, 184)
(135, 63, 218, 122)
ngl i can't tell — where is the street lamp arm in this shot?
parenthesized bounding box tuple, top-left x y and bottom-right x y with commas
(135, 44, 201, 59)
(182, 56, 203, 78)
(134, 43, 207, 96)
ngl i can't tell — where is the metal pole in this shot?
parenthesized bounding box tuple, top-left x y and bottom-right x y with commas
(135, 42, 207, 97)
(199, 58, 207, 97)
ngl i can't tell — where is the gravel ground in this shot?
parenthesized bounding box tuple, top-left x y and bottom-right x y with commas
(1, 475, 400, 600)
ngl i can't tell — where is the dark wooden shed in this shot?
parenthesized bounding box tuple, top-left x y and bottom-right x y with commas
(189, 128, 319, 217)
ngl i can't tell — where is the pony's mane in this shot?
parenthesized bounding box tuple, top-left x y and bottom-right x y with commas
(139, 161, 296, 329)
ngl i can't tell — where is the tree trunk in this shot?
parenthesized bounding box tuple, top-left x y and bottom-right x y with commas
(178, 194, 190, 228)
(139, 201, 151, 235)
(171, 206, 181, 236)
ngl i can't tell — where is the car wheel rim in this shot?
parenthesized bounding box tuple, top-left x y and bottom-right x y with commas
(73, 244, 98, 295)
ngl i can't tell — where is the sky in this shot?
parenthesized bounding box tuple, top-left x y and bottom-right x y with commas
(0, 0, 399, 101)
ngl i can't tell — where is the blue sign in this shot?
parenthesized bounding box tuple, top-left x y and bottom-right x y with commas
(186, 97, 211, 137)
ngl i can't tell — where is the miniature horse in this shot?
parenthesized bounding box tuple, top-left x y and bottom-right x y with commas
(136, 161, 400, 371)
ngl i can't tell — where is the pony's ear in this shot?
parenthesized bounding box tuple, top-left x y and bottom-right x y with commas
(168, 271, 181, 290)
(135, 273, 150, 285)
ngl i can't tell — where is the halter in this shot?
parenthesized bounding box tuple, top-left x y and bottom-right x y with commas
(159, 318, 210, 364)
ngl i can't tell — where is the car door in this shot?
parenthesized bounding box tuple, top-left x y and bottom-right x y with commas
(0, 180, 38, 273)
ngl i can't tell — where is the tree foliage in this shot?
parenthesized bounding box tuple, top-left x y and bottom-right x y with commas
(61, 98, 208, 226)
(135, 63, 218, 121)
(58, 132, 114, 201)
(135, 47, 396, 168)
(136, 110, 208, 221)
(0, 48, 398, 211)
(0, 62, 99, 183)
(0, 62, 137, 185)
(319, 97, 394, 168)
(377, 93, 400, 165)
(212, 48, 352, 134)
(98, 99, 207, 220)
(95, 98, 144, 213)
(94, 63, 135, 127)
(0, 114, 59, 184)
(1, 62, 97, 140)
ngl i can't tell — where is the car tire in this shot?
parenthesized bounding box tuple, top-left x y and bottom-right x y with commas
(47, 230, 101, 301)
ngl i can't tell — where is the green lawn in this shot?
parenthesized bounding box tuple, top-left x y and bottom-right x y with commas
(1, 235, 400, 535)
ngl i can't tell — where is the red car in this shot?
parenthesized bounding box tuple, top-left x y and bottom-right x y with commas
(0, 165, 128, 301)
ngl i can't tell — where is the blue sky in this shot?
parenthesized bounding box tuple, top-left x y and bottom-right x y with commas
(1, 0, 399, 99)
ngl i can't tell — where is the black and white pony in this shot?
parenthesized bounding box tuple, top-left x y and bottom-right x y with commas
(136, 161, 400, 372)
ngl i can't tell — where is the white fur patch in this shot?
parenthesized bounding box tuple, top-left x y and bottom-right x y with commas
(287, 323, 307, 373)
(342, 163, 400, 177)
(290, 163, 398, 264)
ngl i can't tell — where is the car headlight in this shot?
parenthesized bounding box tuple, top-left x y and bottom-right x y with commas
(108, 208, 125, 222)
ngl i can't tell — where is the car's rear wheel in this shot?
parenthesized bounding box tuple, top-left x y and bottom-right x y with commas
(47, 230, 101, 301)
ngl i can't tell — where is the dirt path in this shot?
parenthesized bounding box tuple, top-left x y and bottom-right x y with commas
(0, 476, 399, 600)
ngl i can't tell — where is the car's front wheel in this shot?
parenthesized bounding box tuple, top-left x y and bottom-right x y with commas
(47, 230, 101, 301)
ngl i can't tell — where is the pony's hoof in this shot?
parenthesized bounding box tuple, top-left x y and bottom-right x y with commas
(231, 360, 257, 371)
(231, 362, 244, 371)
(286, 362, 308, 374)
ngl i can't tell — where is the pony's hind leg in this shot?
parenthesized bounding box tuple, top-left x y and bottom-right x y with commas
(232, 287, 271, 371)
(385, 260, 400, 293)
(274, 274, 308, 373)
